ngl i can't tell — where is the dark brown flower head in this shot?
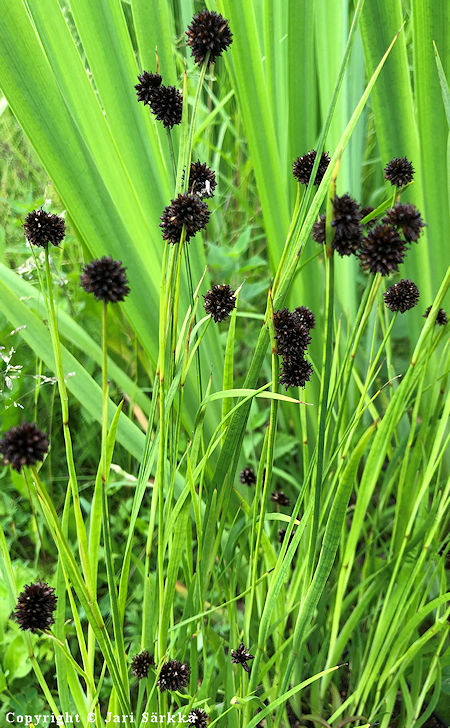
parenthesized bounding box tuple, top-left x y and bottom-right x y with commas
(160, 194, 210, 244)
(131, 650, 154, 680)
(0, 423, 49, 472)
(312, 214, 326, 244)
(271, 490, 290, 507)
(331, 194, 363, 256)
(203, 284, 236, 322)
(240, 466, 256, 486)
(231, 642, 254, 673)
(157, 660, 190, 692)
(135, 71, 162, 104)
(188, 709, 209, 727)
(384, 279, 419, 313)
(13, 581, 57, 633)
(384, 157, 414, 187)
(24, 208, 65, 248)
(80, 256, 130, 303)
(149, 85, 183, 128)
(383, 203, 425, 243)
(292, 150, 330, 186)
(273, 308, 311, 357)
(186, 9, 233, 66)
(188, 161, 217, 199)
(359, 224, 406, 276)
(279, 355, 313, 390)
(359, 206, 377, 228)
(424, 306, 448, 326)
(293, 306, 315, 331)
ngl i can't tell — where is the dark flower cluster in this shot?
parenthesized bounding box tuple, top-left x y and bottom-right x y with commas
(271, 490, 290, 507)
(273, 306, 314, 390)
(312, 194, 363, 256)
(424, 306, 447, 326)
(157, 660, 190, 692)
(131, 650, 154, 680)
(188, 709, 208, 727)
(160, 193, 210, 245)
(13, 581, 57, 633)
(203, 284, 236, 322)
(186, 9, 233, 66)
(134, 71, 162, 104)
(188, 161, 217, 199)
(384, 157, 414, 187)
(24, 208, 65, 248)
(292, 149, 330, 187)
(240, 466, 256, 486)
(231, 642, 254, 673)
(0, 422, 49, 472)
(80, 256, 130, 303)
(384, 279, 419, 313)
(135, 69, 182, 128)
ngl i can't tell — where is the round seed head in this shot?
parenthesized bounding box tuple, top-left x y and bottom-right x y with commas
(230, 642, 254, 673)
(292, 150, 330, 186)
(312, 214, 326, 244)
(188, 709, 209, 727)
(293, 306, 316, 331)
(359, 223, 406, 276)
(131, 651, 154, 679)
(13, 581, 57, 632)
(331, 194, 363, 256)
(382, 203, 425, 243)
(135, 71, 162, 104)
(80, 256, 130, 303)
(271, 490, 290, 507)
(384, 279, 419, 313)
(424, 306, 448, 326)
(0, 423, 49, 472)
(384, 157, 414, 187)
(157, 660, 190, 692)
(279, 354, 313, 389)
(188, 161, 217, 199)
(160, 194, 210, 244)
(239, 466, 257, 486)
(24, 208, 65, 248)
(149, 85, 183, 128)
(273, 308, 311, 357)
(186, 9, 233, 66)
(203, 284, 236, 322)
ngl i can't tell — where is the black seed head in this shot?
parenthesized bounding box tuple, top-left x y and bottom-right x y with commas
(188, 161, 217, 199)
(149, 85, 183, 128)
(13, 581, 57, 633)
(203, 284, 236, 322)
(0, 423, 49, 472)
(240, 466, 257, 486)
(359, 224, 406, 276)
(424, 306, 448, 326)
(230, 642, 254, 673)
(279, 354, 313, 390)
(383, 203, 425, 243)
(384, 157, 414, 187)
(273, 308, 311, 357)
(80, 256, 130, 303)
(312, 214, 326, 244)
(131, 651, 154, 680)
(384, 279, 419, 313)
(359, 206, 377, 228)
(292, 150, 330, 186)
(186, 9, 233, 66)
(293, 306, 316, 331)
(157, 660, 190, 692)
(331, 194, 363, 256)
(135, 71, 162, 105)
(160, 194, 210, 244)
(271, 490, 290, 507)
(24, 208, 65, 248)
(188, 709, 209, 727)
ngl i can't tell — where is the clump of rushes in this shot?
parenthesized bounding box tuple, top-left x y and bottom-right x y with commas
(157, 660, 190, 692)
(135, 70, 162, 104)
(80, 256, 130, 303)
(186, 9, 233, 66)
(160, 193, 210, 244)
(293, 305, 316, 331)
(384, 279, 419, 313)
(292, 150, 330, 186)
(13, 581, 57, 633)
(23, 208, 65, 248)
(383, 203, 425, 243)
(312, 194, 363, 256)
(0, 423, 49, 472)
(131, 650, 154, 679)
(203, 284, 236, 322)
(231, 642, 254, 673)
(240, 466, 257, 486)
(279, 355, 313, 389)
(188, 709, 209, 727)
(149, 85, 183, 128)
(188, 161, 217, 199)
(359, 223, 406, 276)
(424, 306, 448, 326)
(384, 156, 415, 187)
(271, 490, 290, 507)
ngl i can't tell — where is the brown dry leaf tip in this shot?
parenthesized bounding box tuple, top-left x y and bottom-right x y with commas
(292, 150, 330, 186)
(359, 223, 406, 276)
(186, 9, 233, 66)
(0, 422, 49, 472)
(13, 581, 57, 633)
(80, 256, 130, 303)
(24, 208, 65, 248)
(160, 194, 210, 244)
(384, 157, 415, 187)
(203, 284, 236, 322)
(384, 279, 419, 313)
(230, 642, 254, 673)
(135, 71, 162, 104)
